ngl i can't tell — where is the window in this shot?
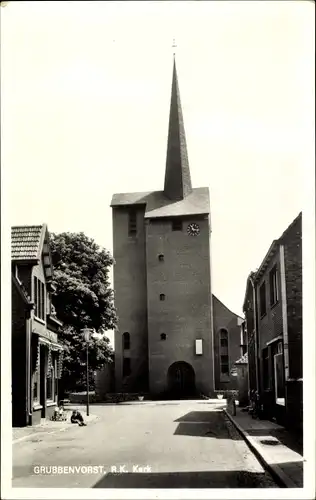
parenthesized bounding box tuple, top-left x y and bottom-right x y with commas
(219, 329, 229, 377)
(34, 277, 45, 321)
(123, 358, 131, 377)
(259, 282, 266, 317)
(269, 266, 278, 305)
(158, 254, 164, 262)
(123, 332, 130, 350)
(47, 367, 53, 400)
(159, 293, 165, 301)
(172, 219, 182, 231)
(128, 210, 137, 236)
(219, 329, 228, 353)
(54, 357, 58, 401)
(34, 277, 38, 317)
(220, 355, 229, 375)
(160, 333, 167, 341)
(32, 353, 40, 404)
(41, 282, 45, 319)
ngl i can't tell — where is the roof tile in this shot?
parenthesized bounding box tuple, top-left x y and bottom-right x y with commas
(11, 225, 43, 261)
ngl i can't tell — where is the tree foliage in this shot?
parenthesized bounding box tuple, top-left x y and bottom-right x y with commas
(50, 232, 117, 392)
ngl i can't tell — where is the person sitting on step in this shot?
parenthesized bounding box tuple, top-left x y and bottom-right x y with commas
(71, 410, 87, 426)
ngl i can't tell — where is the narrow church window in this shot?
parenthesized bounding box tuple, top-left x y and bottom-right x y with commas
(219, 329, 229, 376)
(160, 333, 167, 340)
(123, 358, 131, 377)
(123, 332, 130, 350)
(158, 254, 164, 261)
(159, 293, 165, 301)
(220, 355, 229, 375)
(172, 219, 182, 231)
(220, 329, 228, 348)
(128, 210, 137, 236)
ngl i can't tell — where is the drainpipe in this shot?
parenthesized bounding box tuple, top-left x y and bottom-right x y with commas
(249, 274, 260, 394)
(26, 315, 32, 426)
(279, 245, 289, 381)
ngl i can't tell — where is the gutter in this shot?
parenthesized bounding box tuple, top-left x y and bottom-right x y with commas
(279, 245, 290, 381)
(249, 274, 260, 393)
(26, 316, 32, 425)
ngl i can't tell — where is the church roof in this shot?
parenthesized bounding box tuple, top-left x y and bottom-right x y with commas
(111, 186, 210, 218)
(163, 57, 192, 201)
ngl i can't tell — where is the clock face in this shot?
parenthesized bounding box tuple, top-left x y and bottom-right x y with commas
(187, 223, 200, 236)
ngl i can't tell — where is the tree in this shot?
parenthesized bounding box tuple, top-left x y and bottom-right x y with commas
(50, 232, 117, 393)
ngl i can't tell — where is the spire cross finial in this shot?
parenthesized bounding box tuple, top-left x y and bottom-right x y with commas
(172, 38, 177, 55)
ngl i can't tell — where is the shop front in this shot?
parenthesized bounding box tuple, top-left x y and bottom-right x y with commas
(31, 325, 63, 425)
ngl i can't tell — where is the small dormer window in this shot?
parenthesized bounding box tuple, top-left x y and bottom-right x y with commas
(172, 219, 182, 231)
(158, 254, 164, 262)
(160, 293, 165, 301)
(160, 333, 167, 341)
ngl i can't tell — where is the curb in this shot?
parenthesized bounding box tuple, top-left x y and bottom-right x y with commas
(13, 414, 99, 444)
(223, 409, 298, 488)
(13, 427, 67, 444)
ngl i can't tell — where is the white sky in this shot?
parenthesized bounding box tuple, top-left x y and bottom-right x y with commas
(2, 1, 315, 336)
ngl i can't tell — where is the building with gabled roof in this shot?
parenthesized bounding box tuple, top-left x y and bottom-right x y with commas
(243, 212, 302, 431)
(11, 223, 64, 426)
(110, 57, 244, 397)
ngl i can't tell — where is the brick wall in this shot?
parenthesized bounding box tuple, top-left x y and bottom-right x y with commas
(146, 215, 214, 396)
(256, 252, 283, 351)
(112, 206, 149, 392)
(283, 214, 302, 380)
(12, 280, 28, 426)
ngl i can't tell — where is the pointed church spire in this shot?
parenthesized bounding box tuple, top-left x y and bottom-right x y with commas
(164, 55, 193, 201)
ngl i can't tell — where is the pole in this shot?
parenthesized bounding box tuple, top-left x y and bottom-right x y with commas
(250, 275, 260, 395)
(86, 339, 89, 417)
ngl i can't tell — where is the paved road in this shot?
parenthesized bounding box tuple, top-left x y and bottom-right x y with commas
(12, 401, 278, 488)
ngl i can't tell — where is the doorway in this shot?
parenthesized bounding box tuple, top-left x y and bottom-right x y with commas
(167, 361, 196, 399)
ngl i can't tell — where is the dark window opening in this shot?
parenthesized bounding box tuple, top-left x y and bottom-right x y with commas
(160, 333, 167, 341)
(128, 210, 137, 236)
(172, 219, 182, 231)
(34, 277, 38, 317)
(219, 328, 229, 355)
(123, 358, 131, 378)
(158, 254, 164, 262)
(260, 282, 267, 317)
(123, 332, 130, 350)
(159, 293, 165, 301)
(269, 265, 278, 305)
(34, 276, 45, 321)
(220, 355, 229, 375)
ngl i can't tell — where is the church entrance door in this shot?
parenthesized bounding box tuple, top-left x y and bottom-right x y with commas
(167, 361, 196, 399)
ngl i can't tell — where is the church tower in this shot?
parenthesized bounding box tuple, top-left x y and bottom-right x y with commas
(111, 56, 215, 397)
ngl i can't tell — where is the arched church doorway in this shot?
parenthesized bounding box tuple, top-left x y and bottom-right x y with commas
(167, 361, 196, 399)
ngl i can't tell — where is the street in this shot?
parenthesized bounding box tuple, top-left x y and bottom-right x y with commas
(12, 401, 278, 488)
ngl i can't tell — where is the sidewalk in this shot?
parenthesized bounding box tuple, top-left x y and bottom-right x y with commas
(224, 406, 303, 488)
(13, 408, 99, 444)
